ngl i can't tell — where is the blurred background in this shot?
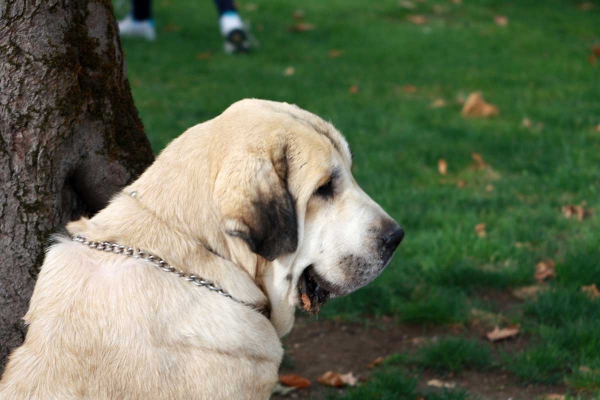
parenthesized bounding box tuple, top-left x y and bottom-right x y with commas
(115, 0, 599, 398)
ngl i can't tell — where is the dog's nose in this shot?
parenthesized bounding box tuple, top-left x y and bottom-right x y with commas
(383, 226, 404, 252)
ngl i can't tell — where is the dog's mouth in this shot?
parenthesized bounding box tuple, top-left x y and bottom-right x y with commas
(297, 265, 331, 314)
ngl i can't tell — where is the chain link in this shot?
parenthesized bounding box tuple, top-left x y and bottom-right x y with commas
(72, 235, 262, 312)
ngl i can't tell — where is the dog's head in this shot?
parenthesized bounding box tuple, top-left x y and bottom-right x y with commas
(209, 100, 403, 335)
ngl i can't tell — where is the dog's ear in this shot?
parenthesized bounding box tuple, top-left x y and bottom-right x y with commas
(215, 146, 298, 261)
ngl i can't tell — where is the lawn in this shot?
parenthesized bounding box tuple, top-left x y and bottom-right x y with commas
(117, 0, 600, 398)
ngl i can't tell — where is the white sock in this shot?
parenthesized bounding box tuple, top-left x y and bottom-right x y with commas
(219, 11, 243, 37)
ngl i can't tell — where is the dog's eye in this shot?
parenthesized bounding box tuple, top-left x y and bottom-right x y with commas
(315, 179, 334, 198)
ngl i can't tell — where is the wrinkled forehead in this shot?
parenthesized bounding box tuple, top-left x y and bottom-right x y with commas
(265, 101, 353, 169)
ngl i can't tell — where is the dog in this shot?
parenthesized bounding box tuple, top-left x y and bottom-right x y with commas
(0, 99, 403, 399)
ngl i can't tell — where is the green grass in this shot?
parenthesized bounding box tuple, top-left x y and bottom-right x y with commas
(414, 337, 493, 373)
(116, 0, 600, 396)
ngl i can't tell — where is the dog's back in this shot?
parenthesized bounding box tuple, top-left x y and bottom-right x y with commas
(0, 237, 281, 399)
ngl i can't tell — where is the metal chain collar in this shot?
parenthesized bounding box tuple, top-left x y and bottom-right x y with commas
(72, 235, 263, 313)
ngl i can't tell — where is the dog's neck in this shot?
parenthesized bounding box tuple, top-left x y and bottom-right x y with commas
(66, 192, 269, 311)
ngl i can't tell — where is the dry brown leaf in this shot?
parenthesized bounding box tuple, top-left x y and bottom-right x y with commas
(349, 85, 359, 94)
(522, 117, 532, 128)
(328, 49, 343, 58)
(407, 15, 427, 24)
(456, 179, 466, 188)
(472, 152, 486, 169)
(544, 395, 565, 400)
(486, 325, 519, 342)
(289, 23, 316, 32)
(196, 52, 212, 60)
(317, 371, 358, 387)
(485, 184, 494, 192)
(284, 66, 295, 76)
(431, 98, 447, 108)
(427, 379, 456, 389)
(461, 92, 499, 118)
(399, 0, 416, 9)
(562, 204, 589, 221)
(164, 24, 181, 32)
(535, 260, 556, 283)
(475, 223, 486, 238)
(437, 159, 448, 175)
(279, 374, 311, 389)
(582, 284, 600, 299)
(292, 9, 305, 19)
(578, 2, 594, 11)
(301, 293, 311, 311)
(367, 356, 385, 369)
(595, 124, 600, 133)
(494, 15, 508, 26)
(402, 85, 418, 93)
(512, 285, 546, 300)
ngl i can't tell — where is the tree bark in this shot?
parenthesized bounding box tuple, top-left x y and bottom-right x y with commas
(0, 0, 154, 372)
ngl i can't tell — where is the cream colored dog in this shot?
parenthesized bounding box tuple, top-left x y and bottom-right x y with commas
(0, 99, 403, 399)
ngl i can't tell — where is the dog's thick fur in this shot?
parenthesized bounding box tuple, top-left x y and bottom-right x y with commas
(0, 100, 401, 399)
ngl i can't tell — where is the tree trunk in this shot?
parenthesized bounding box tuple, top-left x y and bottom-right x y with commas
(0, 0, 154, 372)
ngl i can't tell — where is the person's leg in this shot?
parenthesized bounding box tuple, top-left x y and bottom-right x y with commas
(214, 0, 250, 53)
(214, 0, 236, 16)
(132, 0, 152, 21)
(118, 0, 156, 40)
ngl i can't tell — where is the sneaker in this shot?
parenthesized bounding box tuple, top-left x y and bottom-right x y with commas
(220, 12, 251, 53)
(118, 15, 156, 41)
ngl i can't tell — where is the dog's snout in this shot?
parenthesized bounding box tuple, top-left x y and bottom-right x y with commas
(383, 226, 404, 252)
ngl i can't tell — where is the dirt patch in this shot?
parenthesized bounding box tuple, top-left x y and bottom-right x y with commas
(274, 316, 566, 399)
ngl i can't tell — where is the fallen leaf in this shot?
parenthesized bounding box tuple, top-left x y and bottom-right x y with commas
(512, 285, 546, 300)
(561, 204, 589, 221)
(284, 66, 295, 76)
(485, 184, 494, 192)
(582, 284, 600, 299)
(431, 98, 447, 108)
(522, 117, 532, 128)
(410, 336, 429, 346)
(544, 395, 565, 400)
(301, 293, 311, 311)
(472, 152, 486, 169)
(494, 15, 508, 26)
(272, 382, 297, 396)
(461, 92, 499, 118)
(486, 325, 520, 342)
(535, 260, 556, 283)
(593, 45, 600, 57)
(349, 85, 359, 94)
(407, 15, 427, 24)
(475, 223, 486, 238)
(578, 2, 594, 11)
(399, 0, 416, 9)
(196, 52, 212, 60)
(279, 374, 311, 389)
(427, 379, 456, 389)
(450, 0, 462, 4)
(164, 24, 181, 32)
(456, 179, 466, 188)
(367, 356, 385, 369)
(318, 371, 358, 387)
(437, 159, 448, 175)
(292, 9, 305, 19)
(289, 23, 316, 32)
(595, 124, 600, 133)
(402, 85, 418, 93)
(328, 49, 343, 58)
